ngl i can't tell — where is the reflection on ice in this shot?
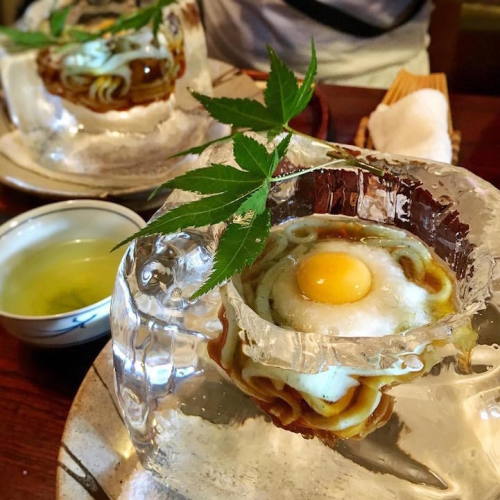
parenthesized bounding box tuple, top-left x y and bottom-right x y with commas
(111, 135, 500, 498)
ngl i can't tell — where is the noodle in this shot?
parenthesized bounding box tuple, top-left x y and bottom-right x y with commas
(392, 247, 426, 281)
(284, 218, 346, 244)
(301, 387, 357, 417)
(258, 233, 289, 265)
(248, 377, 302, 426)
(361, 236, 432, 261)
(254, 244, 308, 321)
(254, 260, 288, 322)
(285, 221, 320, 244)
(209, 216, 459, 441)
(36, 19, 186, 113)
(303, 384, 383, 431)
(427, 264, 453, 303)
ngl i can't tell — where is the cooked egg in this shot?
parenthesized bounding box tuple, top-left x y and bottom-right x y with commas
(241, 357, 423, 403)
(297, 252, 372, 304)
(271, 239, 430, 337)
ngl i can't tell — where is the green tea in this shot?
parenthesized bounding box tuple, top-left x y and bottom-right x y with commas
(0, 238, 126, 316)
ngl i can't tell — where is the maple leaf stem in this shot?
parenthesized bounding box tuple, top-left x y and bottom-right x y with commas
(285, 126, 384, 177)
(271, 159, 346, 182)
(285, 126, 332, 149)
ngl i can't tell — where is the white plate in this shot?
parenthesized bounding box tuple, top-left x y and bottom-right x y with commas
(57, 342, 178, 499)
(58, 325, 500, 499)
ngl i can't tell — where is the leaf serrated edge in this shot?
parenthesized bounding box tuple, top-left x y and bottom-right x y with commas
(191, 92, 280, 130)
(232, 133, 273, 177)
(191, 210, 271, 299)
(291, 40, 317, 117)
(265, 45, 299, 124)
(49, 5, 71, 38)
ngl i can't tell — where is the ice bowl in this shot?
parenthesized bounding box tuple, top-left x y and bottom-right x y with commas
(111, 135, 500, 499)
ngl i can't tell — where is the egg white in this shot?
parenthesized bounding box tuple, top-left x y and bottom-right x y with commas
(271, 239, 430, 337)
(241, 356, 425, 403)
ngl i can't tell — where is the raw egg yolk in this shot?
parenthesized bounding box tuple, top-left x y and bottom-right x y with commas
(296, 252, 372, 304)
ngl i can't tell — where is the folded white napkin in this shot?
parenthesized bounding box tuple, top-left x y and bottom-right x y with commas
(367, 88, 452, 164)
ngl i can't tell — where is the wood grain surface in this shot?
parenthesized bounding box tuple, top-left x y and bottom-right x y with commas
(0, 84, 499, 500)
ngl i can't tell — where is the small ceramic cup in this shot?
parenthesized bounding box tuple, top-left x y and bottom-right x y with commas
(0, 200, 145, 348)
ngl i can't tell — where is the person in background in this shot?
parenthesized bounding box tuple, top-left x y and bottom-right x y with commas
(200, 0, 432, 88)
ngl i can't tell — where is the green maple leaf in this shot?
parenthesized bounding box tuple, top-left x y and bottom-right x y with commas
(191, 93, 280, 131)
(118, 134, 292, 297)
(115, 189, 255, 249)
(155, 133, 285, 203)
(169, 134, 236, 159)
(235, 183, 269, 216)
(49, 5, 71, 38)
(102, 0, 177, 36)
(292, 40, 318, 117)
(152, 9, 163, 38)
(114, 42, 381, 298)
(0, 27, 55, 48)
(265, 46, 299, 124)
(0, 0, 177, 50)
(192, 210, 271, 299)
(67, 29, 99, 43)
(174, 41, 317, 159)
(107, 7, 157, 35)
(275, 132, 292, 160)
(159, 163, 262, 195)
(233, 133, 279, 177)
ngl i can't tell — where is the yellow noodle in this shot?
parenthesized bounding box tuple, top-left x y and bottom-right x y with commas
(334, 419, 368, 439)
(88, 75, 103, 102)
(284, 218, 345, 244)
(302, 384, 383, 431)
(104, 76, 121, 102)
(213, 217, 457, 438)
(427, 264, 453, 303)
(361, 236, 432, 261)
(335, 393, 393, 439)
(301, 386, 357, 417)
(254, 245, 307, 321)
(392, 246, 426, 280)
(248, 378, 302, 426)
(363, 223, 406, 239)
(285, 223, 319, 244)
(262, 233, 289, 263)
(245, 232, 289, 278)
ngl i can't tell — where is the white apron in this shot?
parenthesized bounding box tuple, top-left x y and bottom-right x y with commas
(202, 0, 431, 88)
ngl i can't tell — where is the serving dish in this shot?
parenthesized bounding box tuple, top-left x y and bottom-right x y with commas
(107, 134, 500, 498)
(57, 341, 176, 499)
(0, 199, 144, 347)
(57, 316, 500, 498)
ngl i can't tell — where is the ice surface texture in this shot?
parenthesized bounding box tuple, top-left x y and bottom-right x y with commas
(111, 134, 500, 499)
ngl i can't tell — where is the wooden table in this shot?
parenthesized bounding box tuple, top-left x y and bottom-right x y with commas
(1, 85, 499, 500)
